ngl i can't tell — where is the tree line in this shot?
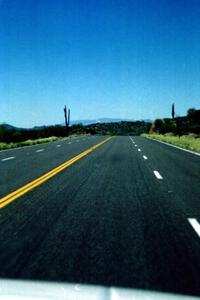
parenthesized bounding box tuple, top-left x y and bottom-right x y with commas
(152, 108, 200, 135)
(0, 121, 152, 143)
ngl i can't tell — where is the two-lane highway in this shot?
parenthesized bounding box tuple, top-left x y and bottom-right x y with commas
(0, 136, 200, 296)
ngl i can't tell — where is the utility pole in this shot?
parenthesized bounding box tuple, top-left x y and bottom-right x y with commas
(64, 105, 70, 136)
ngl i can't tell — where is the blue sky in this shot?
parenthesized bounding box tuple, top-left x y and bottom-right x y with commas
(0, 0, 200, 127)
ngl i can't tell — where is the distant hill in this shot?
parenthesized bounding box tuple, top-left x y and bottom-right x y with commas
(0, 123, 16, 130)
(0, 123, 26, 131)
(84, 120, 152, 136)
(32, 125, 47, 130)
(0, 123, 48, 131)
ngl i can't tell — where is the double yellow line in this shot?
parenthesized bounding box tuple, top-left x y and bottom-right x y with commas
(0, 137, 112, 209)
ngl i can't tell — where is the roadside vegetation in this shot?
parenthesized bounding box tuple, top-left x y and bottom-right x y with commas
(143, 107, 200, 154)
(0, 136, 60, 151)
(143, 133, 200, 153)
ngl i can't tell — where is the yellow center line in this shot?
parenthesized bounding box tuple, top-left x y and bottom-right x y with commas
(0, 137, 112, 209)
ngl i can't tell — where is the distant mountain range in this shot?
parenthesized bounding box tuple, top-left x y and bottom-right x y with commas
(69, 118, 153, 126)
(70, 118, 129, 125)
(0, 118, 153, 131)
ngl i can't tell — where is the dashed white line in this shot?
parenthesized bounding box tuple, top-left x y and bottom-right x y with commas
(56, 145, 61, 148)
(129, 137, 135, 143)
(36, 149, 44, 153)
(1, 156, 15, 162)
(143, 155, 148, 160)
(138, 149, 141, 152)
(153, 170, 163, 180)
(188, 219, 200, 238)
(68, 142, 72, 144)
(135, 145, 137, 147)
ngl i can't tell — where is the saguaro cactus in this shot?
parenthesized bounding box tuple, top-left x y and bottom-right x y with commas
(172, 103, 175, 119)
(64, 106, 70, 136)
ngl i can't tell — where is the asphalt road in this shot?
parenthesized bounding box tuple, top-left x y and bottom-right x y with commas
(0, 135, 200, 296)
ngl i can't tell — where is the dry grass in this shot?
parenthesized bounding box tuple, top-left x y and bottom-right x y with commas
(0, 136, 59, 150)
(142, 133, 200, 153)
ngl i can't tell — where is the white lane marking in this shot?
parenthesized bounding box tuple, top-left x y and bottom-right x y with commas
(68, 142, 72, 144)
(129, 136, 135, 143)
(188, 219, 200, 238)
(145, 136, 200, 157)
(153, 170, 163, 180)
(130, 139, 135, 144)
(1, 156, 15, 162)
(135, 145, 137, 147)
(143, 155, 148, 160)
(138, 149, 141, 152)
(36, 149, 44, 153)
(56, 145, 61, 148)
